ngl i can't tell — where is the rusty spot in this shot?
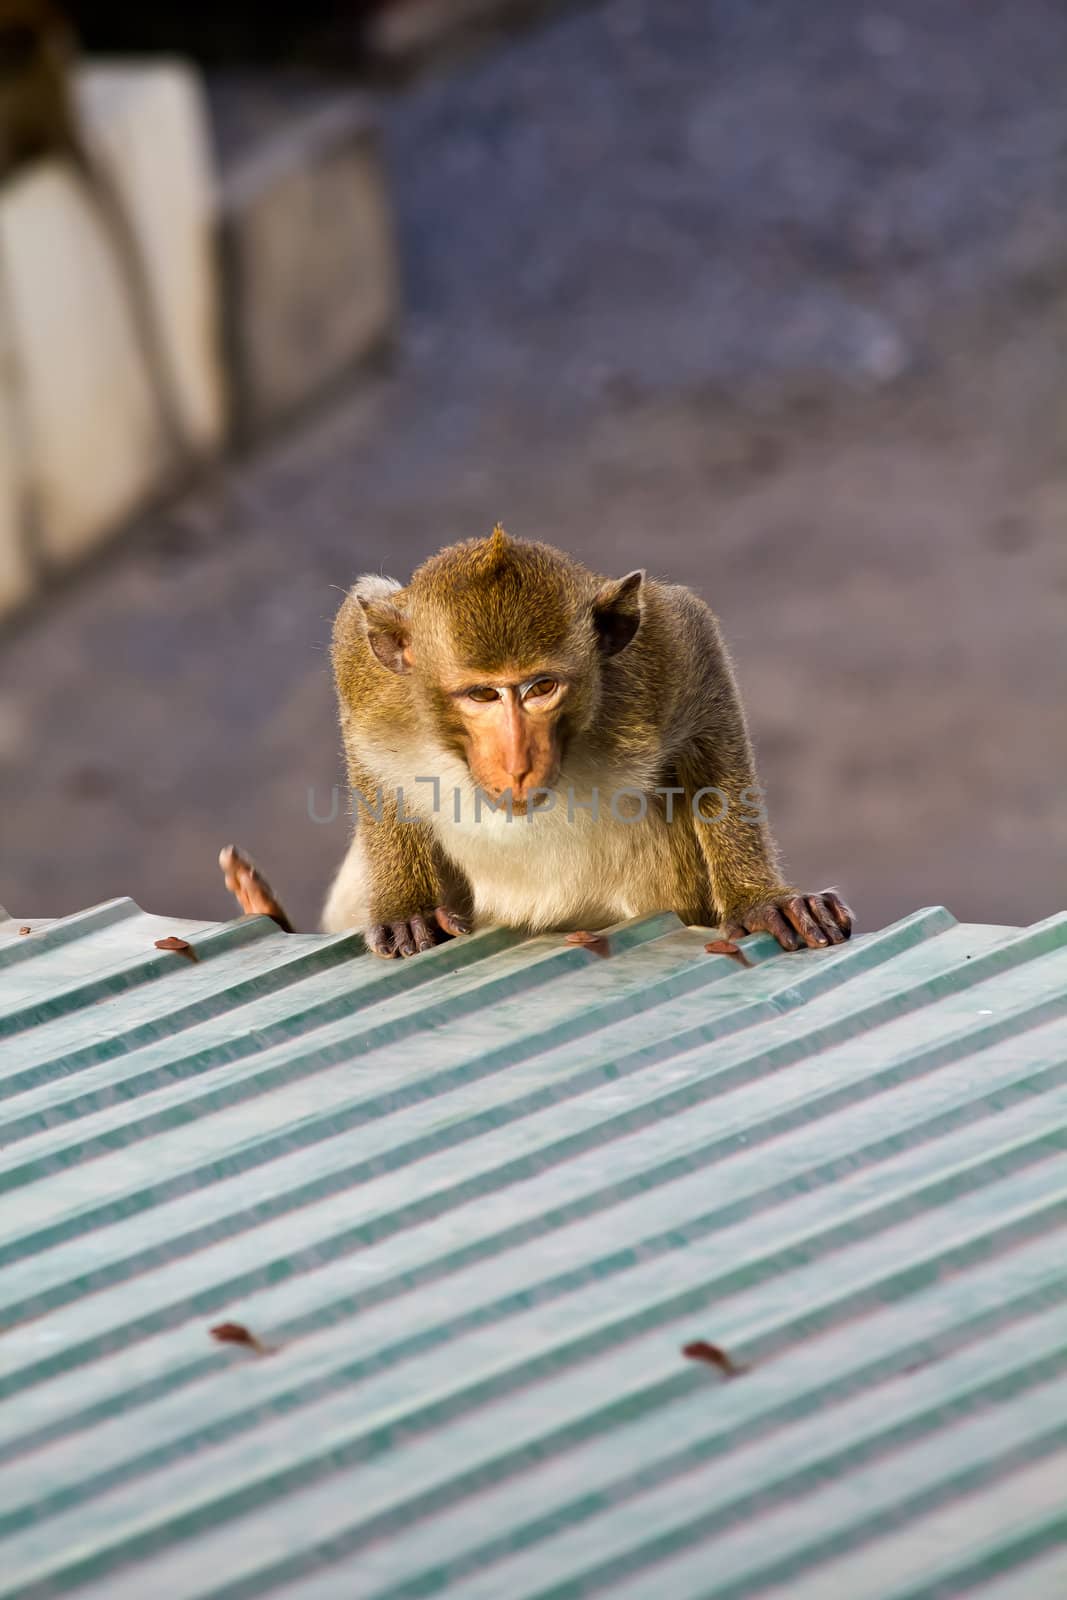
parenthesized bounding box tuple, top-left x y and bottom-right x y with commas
(565, 930, 611, 958)
(17, 926, 31, 936)
(154, 935, 199, 963)
(683, 1340, 748, 1378)
(210, 1321, 270, 1355)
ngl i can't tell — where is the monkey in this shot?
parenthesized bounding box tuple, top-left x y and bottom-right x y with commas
(221, 525, 852, 959)
(0, 0, 195, 475)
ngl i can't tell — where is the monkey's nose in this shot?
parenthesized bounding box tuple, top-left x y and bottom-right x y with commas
(505, 760, 535, 796)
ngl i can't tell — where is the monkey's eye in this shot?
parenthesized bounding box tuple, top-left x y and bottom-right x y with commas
(524, 678, 559, 701)
(465, 686, 500, 703)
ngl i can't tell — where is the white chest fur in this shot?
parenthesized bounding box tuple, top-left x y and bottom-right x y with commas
(358, 738, 674, 931)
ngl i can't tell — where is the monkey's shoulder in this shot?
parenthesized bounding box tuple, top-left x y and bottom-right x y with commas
(608, 580, 726, 693)
(641, 579, 722, 637)
(592, 580, 735, 761)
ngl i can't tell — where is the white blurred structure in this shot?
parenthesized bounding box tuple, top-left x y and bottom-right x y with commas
(0, 61, 398, 619)
(0, 61, 225, 600)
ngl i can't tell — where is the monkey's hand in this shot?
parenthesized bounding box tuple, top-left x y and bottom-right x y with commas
(366, 906, 472, 959)
(723, 890, 852, 952)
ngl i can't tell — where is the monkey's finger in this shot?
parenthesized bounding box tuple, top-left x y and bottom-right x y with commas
(781, 894, 830, 949)
(435, 907, 472, 938)
(393, 923, 418, 959)
(409, 913, 439, 953)
(823, 891, 854, 938)
(767, 914, 801, 951)
(807, 895, 847, 945)
(755, 905, 801, 951)
(367, 924, 398, 959)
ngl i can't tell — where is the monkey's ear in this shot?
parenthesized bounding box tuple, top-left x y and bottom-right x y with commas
(358, 595, 413, 674)
(592, 570, 644, 656)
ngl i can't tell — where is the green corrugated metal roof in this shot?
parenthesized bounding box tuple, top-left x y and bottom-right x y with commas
(0, 896, 1064, 1599)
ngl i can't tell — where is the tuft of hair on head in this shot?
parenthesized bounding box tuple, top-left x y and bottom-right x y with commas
(409, 526, 590, 671)
(465, 522, 512, 578)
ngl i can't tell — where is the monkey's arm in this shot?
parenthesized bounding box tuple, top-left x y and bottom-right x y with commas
(334, 754, 472, 958)
(670, 617, 851, 951)
(328, 589, 472, 957)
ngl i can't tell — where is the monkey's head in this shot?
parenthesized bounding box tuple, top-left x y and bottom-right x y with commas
(358, 525, 644, 808)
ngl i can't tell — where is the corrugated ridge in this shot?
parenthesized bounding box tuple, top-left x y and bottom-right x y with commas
(2, 1004, 1063, 1326)
(2, 1020, 1062, 1474)
(0, 928, 1055, 1363)
(0, 920, 522, 1088)
(323, 1337, 1067, 1600)
(5, 1219, 1064, 1540)
(0, 903, 1063, 1599)
(3, 1194, 1063, 1599)
(0, 916, 286, 1040)
(0, 918, 687, 1184)
(761, 1450, 1067, 1600)
(0, 923, 1062, 1384)
(1, 1151, 1063, 1543)
(2, 1054, 1064, 1476)
(0, 925, 366, 1098)
(881, 1507, 1067, 1600)
(0, 908, 1009, 1197)
(0, 913, 972, 1238)
(0, 923, 1061, 1332)
(0, 900, 137, 972)
(521, 1397, 1067, 1600)
(0, 915, 682, 1134)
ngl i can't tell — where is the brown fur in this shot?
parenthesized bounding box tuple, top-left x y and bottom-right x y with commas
(325, 528, 852, 955)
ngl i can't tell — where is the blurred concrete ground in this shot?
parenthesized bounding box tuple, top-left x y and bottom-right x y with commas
(1, 0, 1065, 933)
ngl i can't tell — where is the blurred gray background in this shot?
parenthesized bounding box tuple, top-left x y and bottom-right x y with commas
(2, 0, 1065, 934)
